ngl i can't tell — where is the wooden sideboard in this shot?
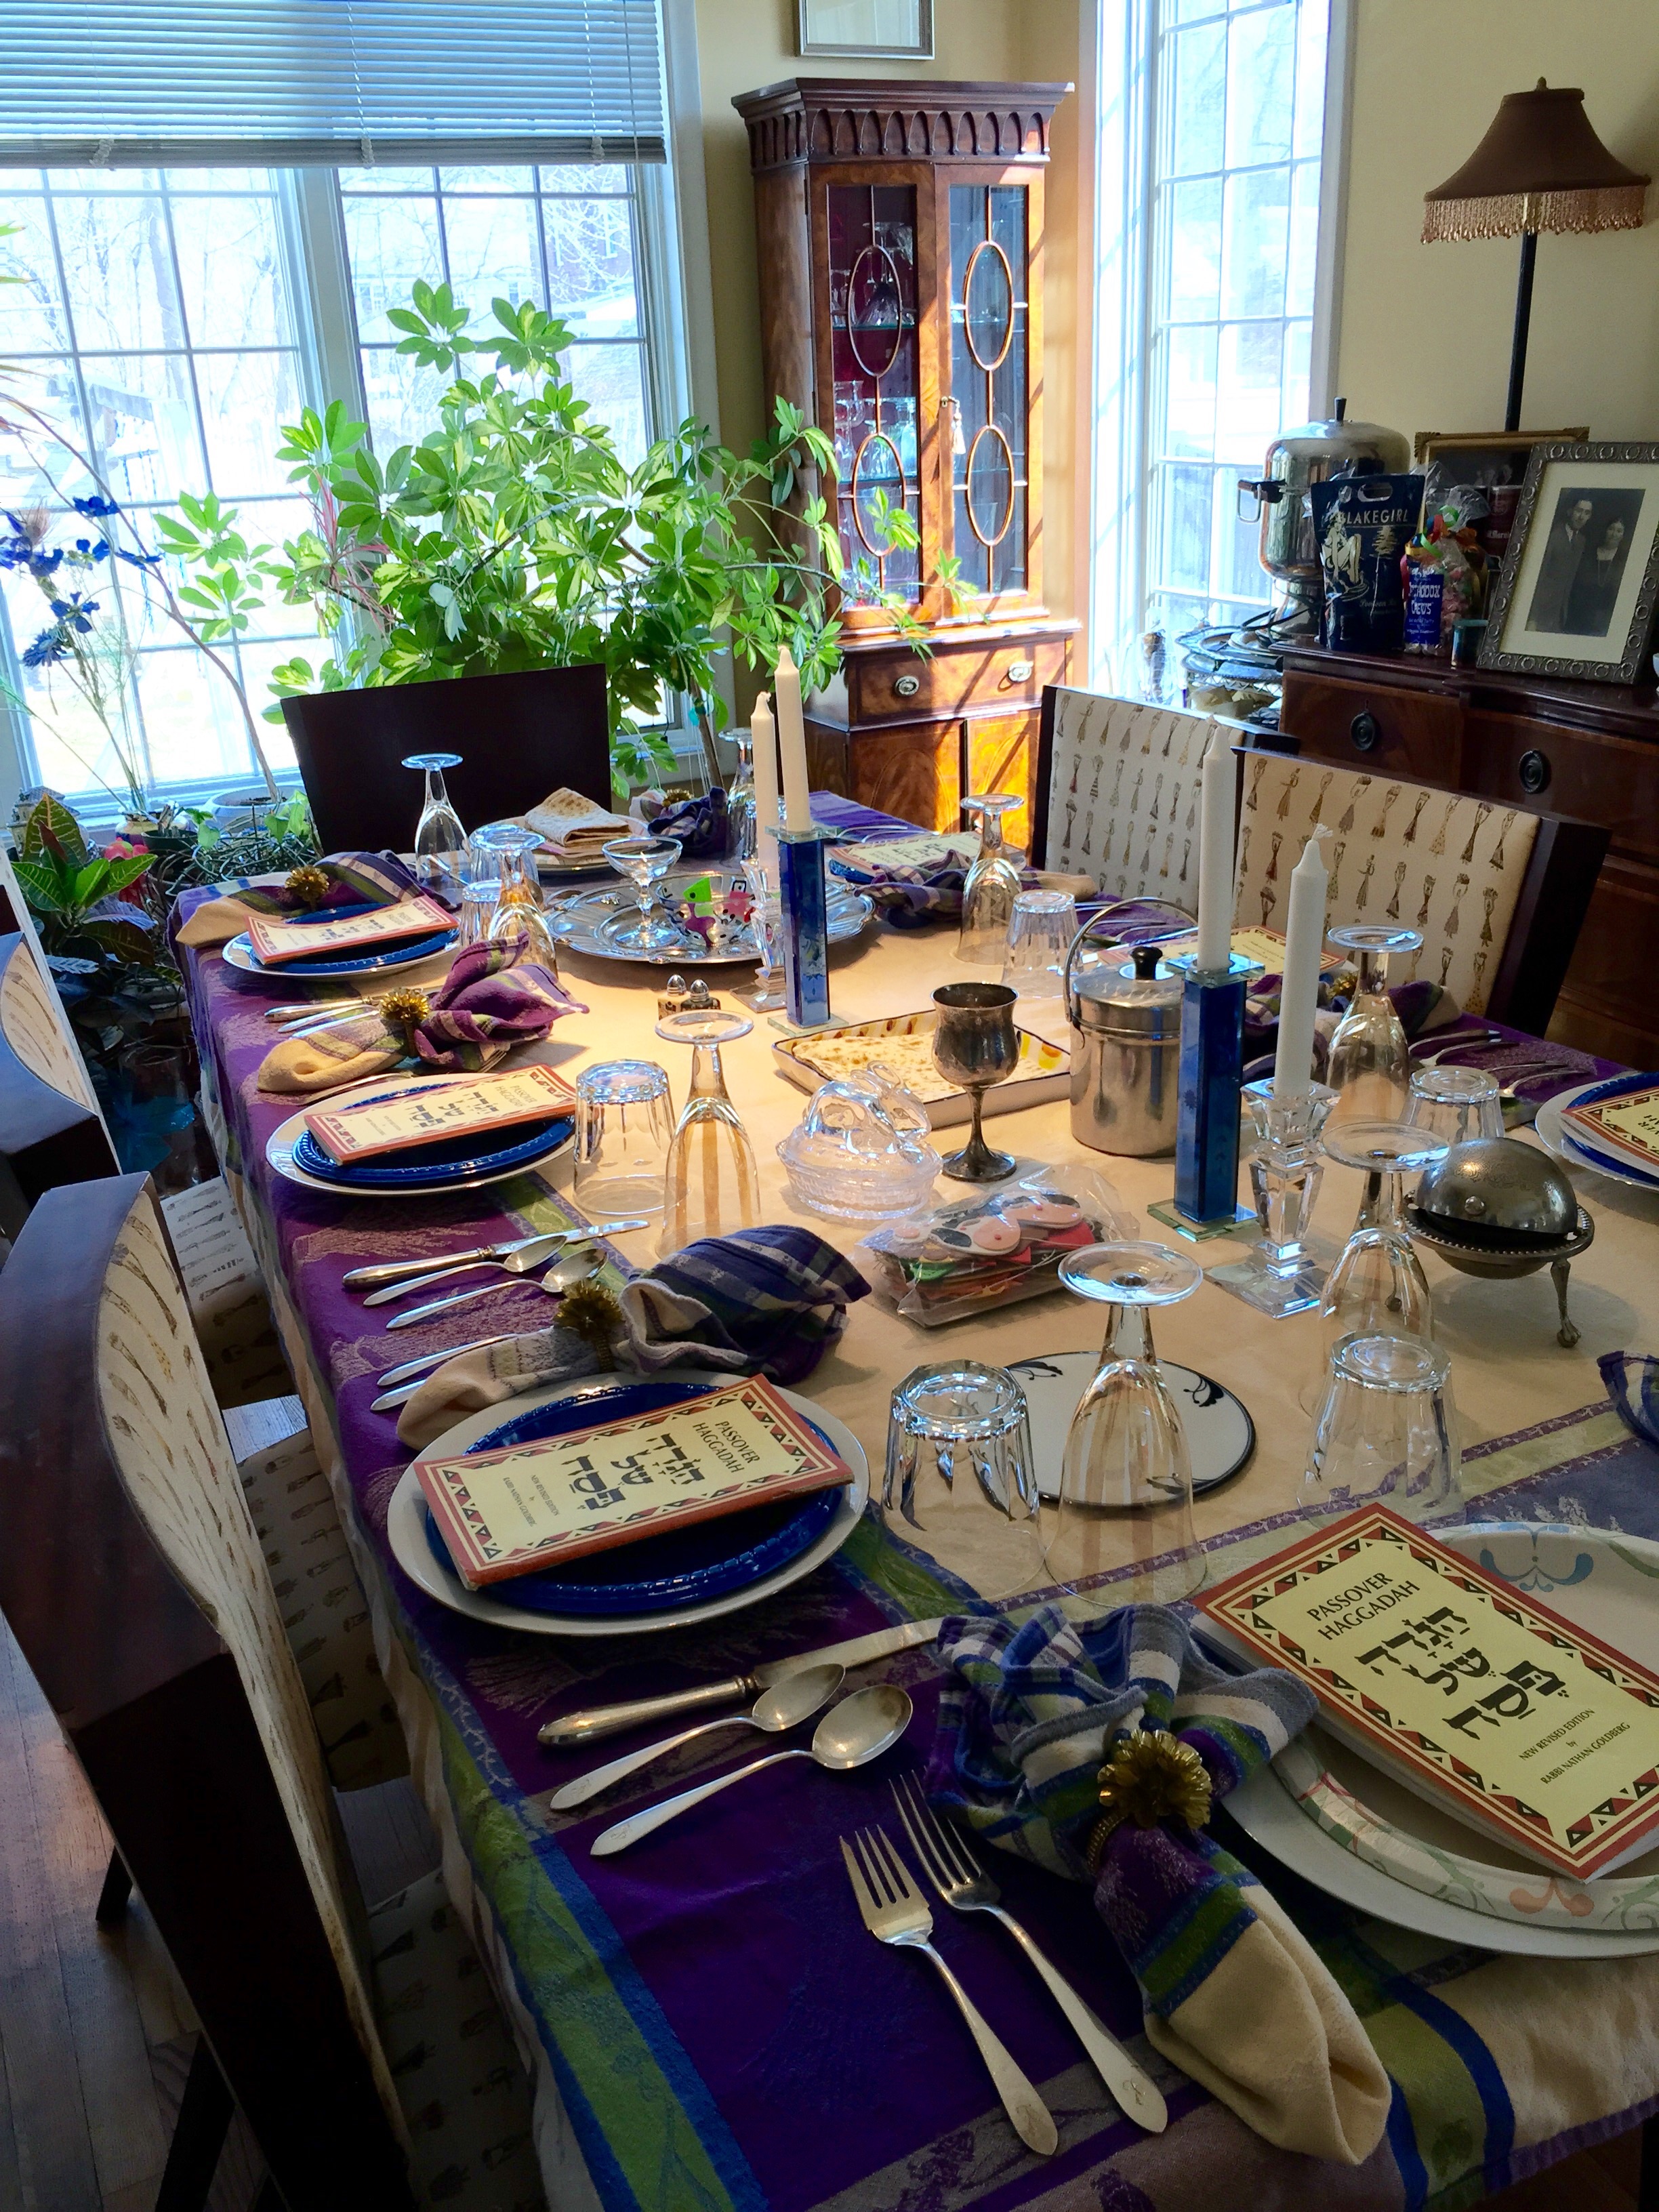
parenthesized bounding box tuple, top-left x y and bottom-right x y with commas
(1279, 645, 1659, 1065)
(735, 78, 1078, 847)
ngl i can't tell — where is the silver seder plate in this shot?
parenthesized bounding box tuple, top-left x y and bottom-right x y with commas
(547, 869, 874, 967)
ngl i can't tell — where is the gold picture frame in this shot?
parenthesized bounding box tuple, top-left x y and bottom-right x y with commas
(1414, 428, 1590, 565)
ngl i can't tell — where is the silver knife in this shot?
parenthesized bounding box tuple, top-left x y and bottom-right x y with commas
(375, 1332, 514, 1387)
(538, 1618, 945, 1748)
(346, 1224, 635, 1292)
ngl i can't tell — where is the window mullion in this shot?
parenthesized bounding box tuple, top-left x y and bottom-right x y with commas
(276, 167, 369, 422)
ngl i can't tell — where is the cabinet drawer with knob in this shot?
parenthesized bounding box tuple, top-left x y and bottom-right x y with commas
(845, 634, 1069, 724)
(1280, 671, 1465, 780)
(1462, 710, 1659, 863)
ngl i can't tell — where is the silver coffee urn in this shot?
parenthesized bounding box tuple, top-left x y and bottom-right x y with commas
(1236, 396, 1412, 638)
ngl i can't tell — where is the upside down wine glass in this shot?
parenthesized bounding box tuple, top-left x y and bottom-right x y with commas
(403, 752, 466, 895)
(1325, 924, 1422, 1122)
(1042, 1242, 1207, 1607)
(956, 793, 1025, 965)
(656, 1007, 762, 1253)
(469, 821, 564, 973)
(1317, 1119, 1449, 1358)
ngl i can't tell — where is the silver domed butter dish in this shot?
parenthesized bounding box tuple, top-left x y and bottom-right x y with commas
(1408, 1138, 1593, 1347)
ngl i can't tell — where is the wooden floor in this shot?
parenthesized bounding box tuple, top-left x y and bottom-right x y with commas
(0, 1617, 439, 2211)
(0, 1604, 1645, 2210)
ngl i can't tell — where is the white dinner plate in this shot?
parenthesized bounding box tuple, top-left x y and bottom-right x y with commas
(385, 1367, 869, 1638)
(265, 1073, 574, 1200)
(1225, 1521, 1659, 1956)
(1004, 1350, 1254, 1497)
(1535, 1080, 1659, 1193)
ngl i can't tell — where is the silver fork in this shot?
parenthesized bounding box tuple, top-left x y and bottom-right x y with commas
(840, 1826, 1058, 2157)
(892, 1776, 1168, 2131)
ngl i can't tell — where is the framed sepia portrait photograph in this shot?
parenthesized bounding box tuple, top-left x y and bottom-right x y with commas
(1413, 428, 1589, 563)
(796, 0, 933, 58)
(1480, 442, 1659, 684)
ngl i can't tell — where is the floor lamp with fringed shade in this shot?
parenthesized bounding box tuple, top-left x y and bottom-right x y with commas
(1423, 80, 1649, 431)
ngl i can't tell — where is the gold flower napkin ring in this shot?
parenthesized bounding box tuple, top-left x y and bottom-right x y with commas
(285, 864, 331, 909)
(377, 987, 432, 1052)
(1084, 1729, 1213, 1873)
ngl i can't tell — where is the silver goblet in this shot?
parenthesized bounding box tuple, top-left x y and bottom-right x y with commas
(932, 982, 1020, 1181)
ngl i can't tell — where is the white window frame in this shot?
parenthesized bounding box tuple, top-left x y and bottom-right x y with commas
(1086, 0, 1353, 695)
(0, 129, 712, 825)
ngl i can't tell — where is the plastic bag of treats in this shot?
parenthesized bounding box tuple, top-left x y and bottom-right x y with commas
(859, 1165, 1136, 1326)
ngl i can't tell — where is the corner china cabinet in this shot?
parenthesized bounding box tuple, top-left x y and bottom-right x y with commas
(734, 78, 1076, 846)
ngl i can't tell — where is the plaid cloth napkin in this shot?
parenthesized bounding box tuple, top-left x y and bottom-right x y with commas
(396, 1225, 870, 1448)
(259, 941, 586, 1094)
(649, 787, 731, 861)
(827, 834, 1036, 926)
(924, 1604, 1391, 2165)
(176, 851, 425, 947)
(1601, 1350, 1659, 1446)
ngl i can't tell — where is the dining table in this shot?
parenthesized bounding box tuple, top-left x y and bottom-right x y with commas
(173, 817, 1659, 2212)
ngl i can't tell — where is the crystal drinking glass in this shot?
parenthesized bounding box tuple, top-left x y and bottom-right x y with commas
(467, 822, 563, 972)
(1299, 1332, 1464, 1525)
(956, 793, 1025, 965)
(455, 833, 504, 950)
(1318, 1119, 1449, 1357)
(1001, 888, 1078, 1000)
(403, 752, 466, 895)
(1210, 1077, 1339, 1318)
(575, 1060, 675, 1216)
(1042, 1242, 1206, 1607)
(729, 722, 757, 861)
(656, 1007, 762, 1251)
(882, 1361, 1043, 1601)
(602, 835, 687, 954)
(931, 982, 1020, 1183)
(1325, 924, 1422, 1121)
(1405, 1064, 1504, 1147)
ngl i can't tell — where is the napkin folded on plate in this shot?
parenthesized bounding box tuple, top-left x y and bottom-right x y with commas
(828, 832, 1031, 926)
(396, 1224, 869, 1448)
(525, 788, 633, 860)
(259, 941, 586, 1095)
(925, 1604, 1391, 2166)
(176, 851, 425, 947)
(648, 786, 730, 861)
(1601, 1349, 1659, 1447)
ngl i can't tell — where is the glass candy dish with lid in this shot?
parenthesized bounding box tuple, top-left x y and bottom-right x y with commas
(777, 1071, 942, 1220)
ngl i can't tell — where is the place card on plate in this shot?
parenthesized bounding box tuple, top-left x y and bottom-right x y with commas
(304, 1064, 575, 1165)
(245, 895, 454, 965)
(1561, 1084, 1659, 1176)
(414, 1376, 852, 1586)
(1200, 1504, 1659, 1879)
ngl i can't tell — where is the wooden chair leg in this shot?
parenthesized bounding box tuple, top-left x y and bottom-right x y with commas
(1640, 2113, 1659, 2212)
(154, 2036, 234, 2212)
(95, 1845, 134, 1927)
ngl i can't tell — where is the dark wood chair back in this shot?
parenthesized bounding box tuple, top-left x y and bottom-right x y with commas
(0, 931, 117, 1235)
(281, 661, 610, 854)
(0, 1174, 413, 2208)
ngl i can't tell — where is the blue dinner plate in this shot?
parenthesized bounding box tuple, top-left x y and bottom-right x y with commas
(422, 1381, 845, 1617)
(294, 1101, 575, 1188)
(1557, 1071, 1659, 1186)
(234, 900, 457, 978)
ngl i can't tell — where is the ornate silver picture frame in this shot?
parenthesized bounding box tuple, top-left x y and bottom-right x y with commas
(795, 0, 934, 60)
(1481, 440, 1659, 685)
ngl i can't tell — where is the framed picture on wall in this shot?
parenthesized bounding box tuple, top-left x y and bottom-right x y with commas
(796, 0, 934, 59)
(1480, 441, 1659, 684)
(1413, 428, 1589, 562)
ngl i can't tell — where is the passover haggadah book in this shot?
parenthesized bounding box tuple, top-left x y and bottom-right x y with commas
(414, 1376, 852, 1587)
(245, 894, 453, 964)
(1561, 1084, 1659, 1176)
(1199, 1505, 1659, 1878)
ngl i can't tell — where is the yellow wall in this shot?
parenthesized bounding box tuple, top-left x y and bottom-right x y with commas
(1336, 0, 1659, 445)
(691, 0, 1088, 621)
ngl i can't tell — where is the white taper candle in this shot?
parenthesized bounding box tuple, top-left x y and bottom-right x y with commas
(1195, 729, 1235, 973)
(1273, 825, 1332, 1103)
(750, 691, 779, 865)
(773, 647, 812, 834)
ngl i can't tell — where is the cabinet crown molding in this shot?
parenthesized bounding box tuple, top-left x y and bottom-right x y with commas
(733, 77, 1070, 172)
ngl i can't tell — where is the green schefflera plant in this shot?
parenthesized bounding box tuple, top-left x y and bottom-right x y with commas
(158, 281, 937, 798)
(12, 794, 157, 966)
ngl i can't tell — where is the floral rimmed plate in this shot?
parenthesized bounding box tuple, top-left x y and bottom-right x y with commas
(1227, 1522, 1659, 1950)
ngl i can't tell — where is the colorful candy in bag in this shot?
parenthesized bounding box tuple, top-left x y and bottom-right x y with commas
(1310, 473, 1425, 654)
(859, 1166, 1133, 1326)
(1401, 502, 1486, 654)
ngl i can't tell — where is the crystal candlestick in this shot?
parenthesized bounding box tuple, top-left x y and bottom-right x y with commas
(1210, 1077, 1338, 1317)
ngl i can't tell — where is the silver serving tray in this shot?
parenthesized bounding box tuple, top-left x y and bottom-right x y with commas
(548, 869, 874, 968)
(771, 1006, 1071, 1126)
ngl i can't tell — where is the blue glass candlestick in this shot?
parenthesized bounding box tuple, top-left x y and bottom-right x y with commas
(777, 825, 832, 1029)
(1147, 950, 1258, 1243)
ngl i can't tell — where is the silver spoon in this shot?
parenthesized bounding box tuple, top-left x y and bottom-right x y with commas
(545, 1663, 846, 1807)
(589, 1683, 913, 1856)
(384, 1246, 602, 1332)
